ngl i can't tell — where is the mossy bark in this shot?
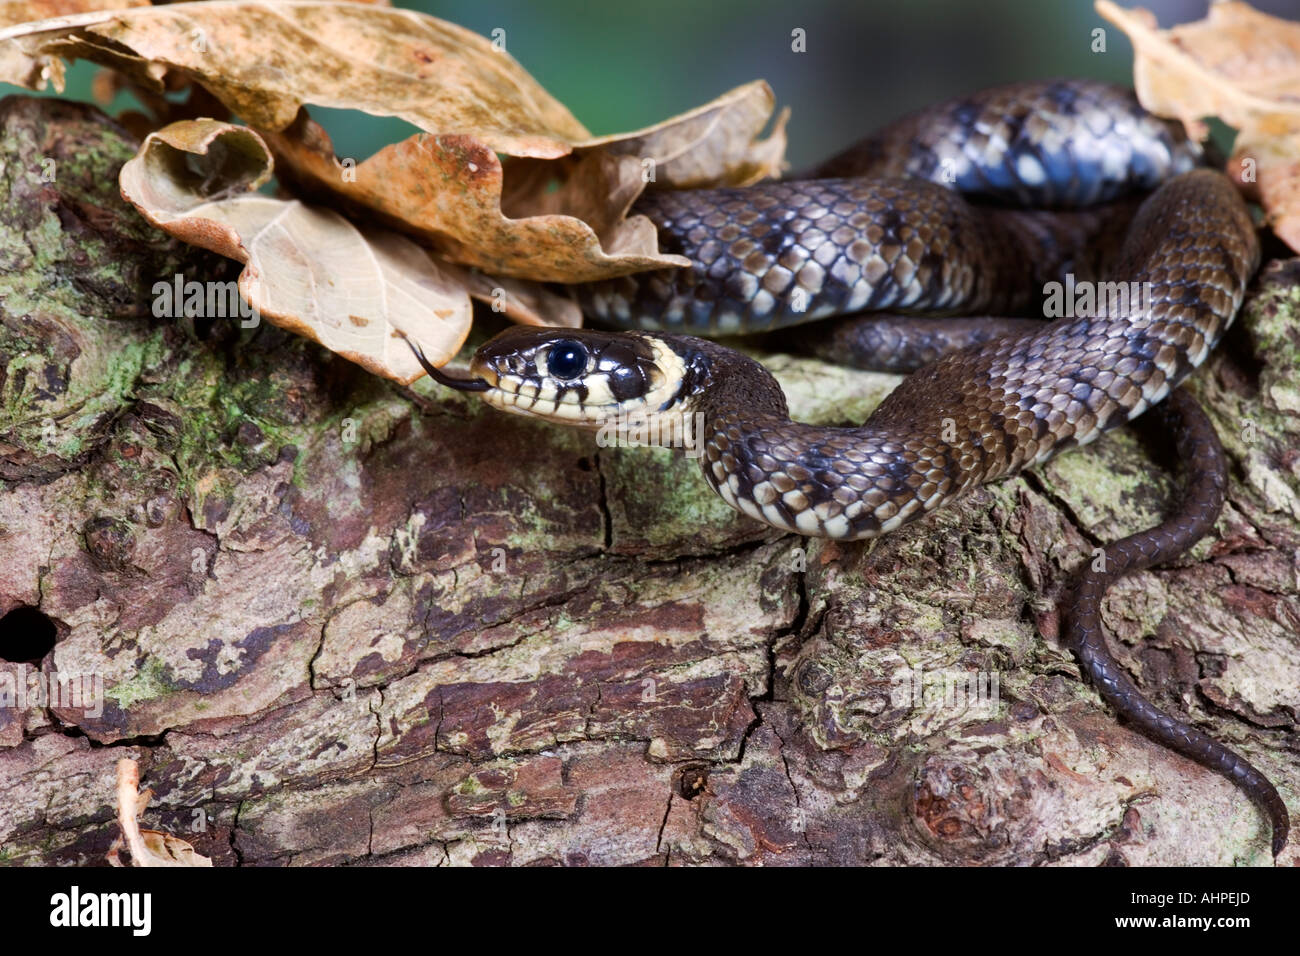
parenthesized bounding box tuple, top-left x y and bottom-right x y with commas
(0, 96, 1296, 866)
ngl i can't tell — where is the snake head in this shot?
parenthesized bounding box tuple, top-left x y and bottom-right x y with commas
(405, 326, 700, 434)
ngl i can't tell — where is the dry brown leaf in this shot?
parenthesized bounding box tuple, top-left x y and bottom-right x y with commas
(0, 0, 145, 26)
(0, 1, 591, 152)
(0, 3, 786, 282)
(1097, 0, 1300, 136)
(1231, 118, 1300, 252)
(135, 830, 214, 865)
(1097, 0, 1300, 250)
(0, 3, 785, 174)
(457, 271, 581, 329)
(576, 81, 789, 190)
(266, 117, 691, 282)
(108, 757, 213, 867)
(119, 119, 474, 382)
(0, 0, 146, 85)
(264, 81, 784, 282)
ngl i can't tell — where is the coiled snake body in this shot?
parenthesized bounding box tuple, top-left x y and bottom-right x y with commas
(411, 79, 1289, 856)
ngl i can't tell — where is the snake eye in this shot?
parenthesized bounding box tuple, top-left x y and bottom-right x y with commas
(547, 340, 588, 380)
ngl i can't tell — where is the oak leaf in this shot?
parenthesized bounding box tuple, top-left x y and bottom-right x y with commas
(1098, 0, 1300, 251)
(119, 119, 474, 383)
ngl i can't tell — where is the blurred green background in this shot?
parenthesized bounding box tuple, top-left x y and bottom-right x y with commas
(4, 0, 1296, 167)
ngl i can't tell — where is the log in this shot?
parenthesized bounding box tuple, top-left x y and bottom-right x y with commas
(0, 96, 1295, 866)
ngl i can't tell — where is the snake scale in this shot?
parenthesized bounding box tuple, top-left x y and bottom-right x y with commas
(408, 79, 1289, 856)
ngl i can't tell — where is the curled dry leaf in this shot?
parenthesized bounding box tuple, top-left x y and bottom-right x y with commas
(119, 118, 473, 382)
(108, 757, 213, 867)
(266, 116, 691, 282)
(266, 80, 786, 282)
(0, 2, 786, 282)
(1097, 0, 1300, 251)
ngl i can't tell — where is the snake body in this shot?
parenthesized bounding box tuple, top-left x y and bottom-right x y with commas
(411, 80, 1288, 855)
(578, 80, 1204, 335)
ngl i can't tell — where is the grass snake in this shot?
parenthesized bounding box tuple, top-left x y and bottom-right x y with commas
(408, 79, 1287, 857)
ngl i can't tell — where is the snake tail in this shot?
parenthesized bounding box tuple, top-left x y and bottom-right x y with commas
(1063, 388, 1289, 857)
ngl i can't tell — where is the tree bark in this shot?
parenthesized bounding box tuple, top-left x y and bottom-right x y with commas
(0, 96, 1296, 866)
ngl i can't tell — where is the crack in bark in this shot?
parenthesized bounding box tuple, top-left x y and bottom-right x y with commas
(1018, 468, 1102, 552)
(638, 530, 779, 569)
(655, 785, 674, 864)
(768, 719, 813, 854)
(306, 615, 330, 692)
(228, 799, 245, 866)
(368, 688, 384, 772)
(593, 451, 613, 550)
